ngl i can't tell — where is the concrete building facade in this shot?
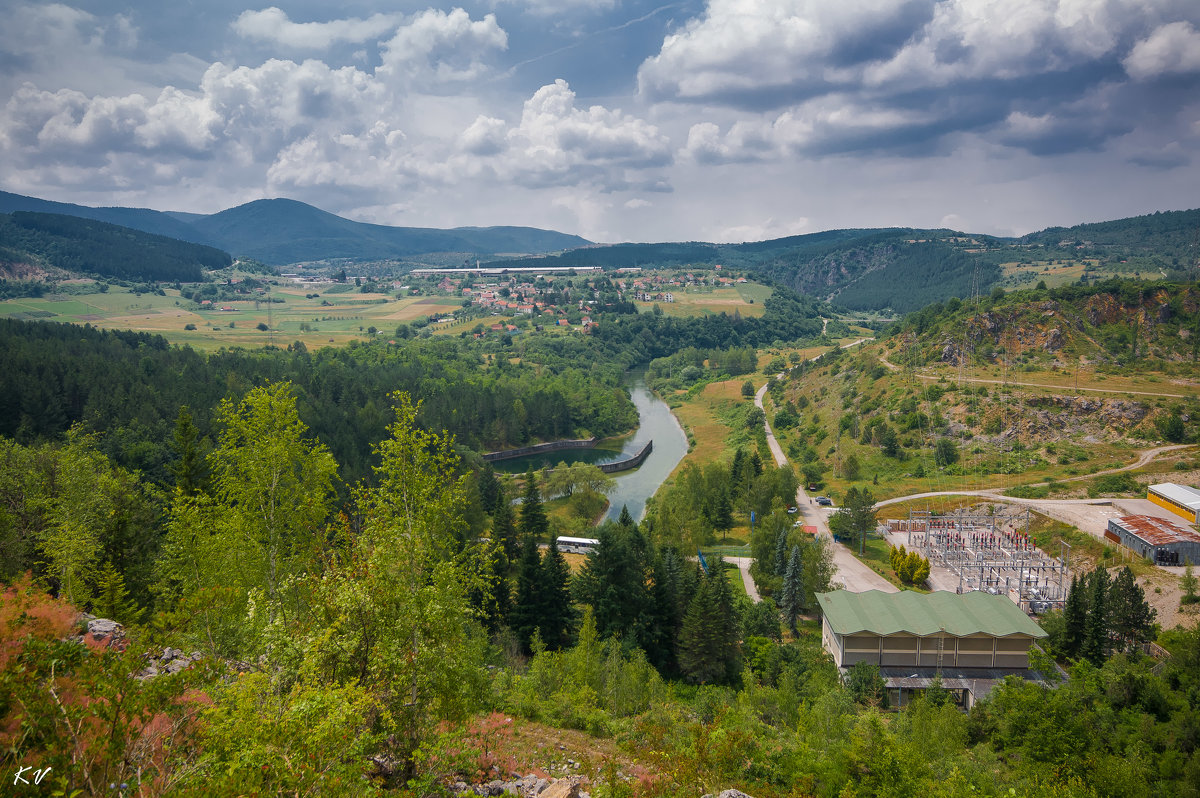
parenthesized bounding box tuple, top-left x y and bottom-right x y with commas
(817, 590, 1050, 708)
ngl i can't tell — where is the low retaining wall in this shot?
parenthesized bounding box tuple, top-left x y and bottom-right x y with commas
(482, 437, 598, 462)
(598, 441, 653, 474)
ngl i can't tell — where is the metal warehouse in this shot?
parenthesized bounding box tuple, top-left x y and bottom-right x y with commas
(1108, 514, 1200, 566)
(1147, 483, 1200, 524)
(816, 590, 1051, 708)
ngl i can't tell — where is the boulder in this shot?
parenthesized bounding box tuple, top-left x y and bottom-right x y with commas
(84, 617, 126, 650)
(540, 777, 584, 798)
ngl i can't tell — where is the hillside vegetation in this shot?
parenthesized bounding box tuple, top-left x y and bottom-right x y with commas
(891, 278, 1200, 369)
(0, 211, 232, 282)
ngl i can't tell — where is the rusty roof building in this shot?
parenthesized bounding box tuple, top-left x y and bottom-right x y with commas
(1108, 515, 1200, 566)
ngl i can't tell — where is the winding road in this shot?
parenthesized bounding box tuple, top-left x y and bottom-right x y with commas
(755, 337, 897, 593)
(878, 356, 1193, 399)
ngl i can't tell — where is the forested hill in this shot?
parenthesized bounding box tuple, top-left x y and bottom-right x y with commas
(0, 190, 591, 264)
(0, 211, 232, 282)
(1021, 208, 1200, 263)
(0, 189, 219, 244)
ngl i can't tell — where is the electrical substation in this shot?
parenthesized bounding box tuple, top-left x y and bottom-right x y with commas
(889, 507, 1071, 612)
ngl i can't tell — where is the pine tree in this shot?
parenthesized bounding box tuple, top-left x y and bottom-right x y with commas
(780, 545, 804, 632)
(573, 522, 650, 647)
(478, 464, 501, 513)
(93, 561, 143, 625)
(491, 487, 518, 562)
(772, 528, 788, 577)
(648, 548, 682, 674)
(712, 490, 734, 542)
(539, 537, 575, 650)
(518, 468, 549, 544)
(617, 504, 636, 529)
(677, 558, 741, 685)
(1062, 574, 1086, 659)
(1082, 569, 1110, 666)
(678, 578, 722, 684)
(511, 536, 544, 654)
(170, 406, 208, 495)
(1109, 566, 1157, 653)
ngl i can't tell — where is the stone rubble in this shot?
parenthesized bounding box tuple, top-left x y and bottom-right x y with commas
(452, 774, 587, 798)
(72, 615, 202, 679)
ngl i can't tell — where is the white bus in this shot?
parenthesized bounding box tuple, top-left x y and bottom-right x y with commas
(556, 536, 601, 554)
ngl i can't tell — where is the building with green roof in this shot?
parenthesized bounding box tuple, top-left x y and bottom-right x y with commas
(816, 590, 1051, 708)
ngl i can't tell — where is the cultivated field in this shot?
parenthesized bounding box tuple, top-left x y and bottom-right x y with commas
(1, 283, 468, 350)
(637, 283, 770, 318)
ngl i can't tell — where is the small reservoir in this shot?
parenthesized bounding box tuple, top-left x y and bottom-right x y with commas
(492, 374, 688, 522)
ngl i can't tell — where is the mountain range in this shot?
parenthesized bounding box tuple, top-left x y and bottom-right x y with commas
(0, 191, 590, 264)
(1, 188, 1195, 314)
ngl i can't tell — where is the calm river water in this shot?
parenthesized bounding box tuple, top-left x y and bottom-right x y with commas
(493, 374, 688, 522)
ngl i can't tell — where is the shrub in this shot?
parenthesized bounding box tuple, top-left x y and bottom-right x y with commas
(1087, 472, 1141, 498)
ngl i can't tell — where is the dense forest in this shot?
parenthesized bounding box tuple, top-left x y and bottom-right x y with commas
(830, 242, 1000, 313)
(0, 211, 232, 282)
(0, 318, 639, 488)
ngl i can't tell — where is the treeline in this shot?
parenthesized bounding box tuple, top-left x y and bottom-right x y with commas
(482, 241, 720, 270)
(1022, 207, 1200, 265)
(0, 211, 231, 282)
(0, 318, 636, 487)
(1040, 566, 1158, 663)
(647, 345, 758, 388)
(588, 286, 827, 362)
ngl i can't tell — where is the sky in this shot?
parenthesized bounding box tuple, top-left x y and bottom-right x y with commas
(1, 1, 1199, 244)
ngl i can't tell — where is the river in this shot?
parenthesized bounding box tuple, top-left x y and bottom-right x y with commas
(493, 374, 688, 523)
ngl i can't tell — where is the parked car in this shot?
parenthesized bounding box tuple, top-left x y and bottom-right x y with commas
(787, 506, 798, 514)
(815, 496, 833, 506)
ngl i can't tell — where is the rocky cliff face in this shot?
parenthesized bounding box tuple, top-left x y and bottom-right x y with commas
(930, 286, 1200, 366)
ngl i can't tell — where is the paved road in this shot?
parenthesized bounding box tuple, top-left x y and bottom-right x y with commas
(756, 369, 897, 594)
(728, 557, 761, 602)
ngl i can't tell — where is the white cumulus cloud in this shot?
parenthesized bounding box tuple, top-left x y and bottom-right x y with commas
(378, 8, 508, 84)
(458, 79, 673, 189)
(232, 7, 406, 49)
(1124, 21, 1200, 80)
